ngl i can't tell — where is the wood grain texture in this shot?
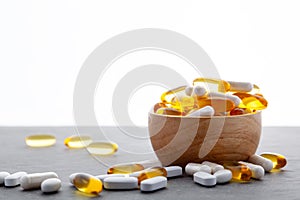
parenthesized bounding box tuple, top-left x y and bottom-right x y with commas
(148, 112, 261, 167)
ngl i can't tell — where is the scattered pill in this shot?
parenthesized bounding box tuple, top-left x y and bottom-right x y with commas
(223, 162, 252, 181)
(140, 176, 167, 192)
(41, 178, 61, 193)
(108, 163, 144, 174)
(164, 166, 182, 178)
(214, 169, 232, 184)
(239, 161, 265, 179)
(137, 167, 167, 184)
(248, 154, 273, 172)
(187, 106, 214, 117)
(260, 152, 287, 169)
(227, 81, 253, 92)
(0, 172, 10, 185)
(25, 135, 56, 147)
(20, 172, 58, 190)
(64, 135, 92, 148)
(73, 173, 102, 194)
(95, 174, 126, 182)
(103, 177, 138, 190)
(87, 141, 118, 155)
(185, 163, 211, 176)
(202, 161, 224, 173)
(4, 172, 27, 187)
(69, 172, 91, 185)
(193, 171, 216, 187)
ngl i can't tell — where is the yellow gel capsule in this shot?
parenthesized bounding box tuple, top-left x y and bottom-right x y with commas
(107, 164, 144, 174)
(156, 107, 183, 116)
(160, 86, 186, 106)
(87, 142, 118, 155)
(193, 78, 231, 93)
(197, 97, 235, 113)
(234, 93, 268, 110)
(64, 135, 92, 148)
(223, 162, 252, 181)
(25, 134, 56, 147)
(137, 167, 167, 184)
(73, 174, 102, 194)
(260, 152, 287, 169)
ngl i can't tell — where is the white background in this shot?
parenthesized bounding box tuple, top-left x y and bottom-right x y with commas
(0, 0, 299, 126)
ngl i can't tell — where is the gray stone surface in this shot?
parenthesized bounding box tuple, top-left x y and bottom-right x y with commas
(0, 126, 299, 199)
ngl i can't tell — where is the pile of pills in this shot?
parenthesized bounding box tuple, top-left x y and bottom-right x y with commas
(154, 78, 268, 116)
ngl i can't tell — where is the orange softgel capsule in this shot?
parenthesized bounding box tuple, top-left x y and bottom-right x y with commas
(73, 174, 102, 194)
(137, 167, 167, 184)
(234, 93, 268, 110)
(193, 78, 231, 93)
(197, 98, 235, 113)
(260, 152, 287, 169)
(108, 164, 145, 174)
(223, 162, 252, 181)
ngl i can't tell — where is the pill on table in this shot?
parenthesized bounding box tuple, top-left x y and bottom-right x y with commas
(0, 172, 10, 185)
(223, 162, 252, 181)
(41, 178, 61, 193)
(227, 81, 253, 92)
(137, 168, 167, 184)
(20, 172, 58, 190)
(103, 177, 138, 190)
(64, 135, 92, 148)
(25, 135, 56, 147)
(95, 174, 126, 182)
(239, 161, 264, 179)
(87, 141, 118, 155)
(164, 166, 182, 178)
(193, 172, 216, 187)
(260, 152, 287, 169)
(73, 173, 102, 194)
(108, 163, 145, 174)
(214, 169, 232, 184)
(248, 154, 273, 172)
(185, 163, 211, 176)
(187, 106, 215, 117)
(140, 176, 167, 192)
(4, 172, 27, 187)
(69, 172, 91, 185)
(202, 161, 224, 173)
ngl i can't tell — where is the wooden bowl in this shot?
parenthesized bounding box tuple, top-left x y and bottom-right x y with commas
(148, 111, 261, 167)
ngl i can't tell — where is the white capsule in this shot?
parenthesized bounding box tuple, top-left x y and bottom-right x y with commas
(41, 178, 61, 193)
(103, 177, 138, 190)
(208, 92, 242, 107)
(228, 81, 253, 92)
(193, 172, 216, 187)
(213, 169, 232, 184)
(20, 172, 58, 190)
(185, 86, 194, 96)
(95, 174, 126, 182)
(188, 106, 214, 117)
(202, 161, 224, 174)
(248, 154, 273, 172)
(194, 86, 207, 97)
(140, 176, 167, 192)
(4, 172, 27, 187)
(239, 161, 265, 179)
(185, 163, 211, 176)
(164, 166, 182, 178)
(0, 172, 10, 185)
(69, 172, 90, 185)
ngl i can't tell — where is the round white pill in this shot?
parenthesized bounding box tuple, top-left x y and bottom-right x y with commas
(193, 171, 216, 187)
(41, 178, 61, 193)
(214, 169, 232, 184)
(0, 172, 10, 185)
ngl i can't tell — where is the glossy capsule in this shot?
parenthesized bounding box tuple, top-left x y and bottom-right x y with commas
(25, 134, 56, 147)
(107, 164, 144, 174)
(234, 93, 268, 110)
(87, 142, 118, 155)
(196, 98, 235, 113)
(260, 152, 287, 169)
(137, 167, 167, 184)
(193, 78, 231, 93)
(223, 162, 252, 181)
(156, 107, 183, 116)
(73, 174, 102, 194)
(160, 86, 186, 106)
(64, 135, 92, 148)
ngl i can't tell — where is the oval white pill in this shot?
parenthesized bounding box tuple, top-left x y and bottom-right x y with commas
(202, 161, 224, 173)
(248, 154, 273, 172)
(0, 172, 10, 185)
(193, 172, 216, 187)
(164, 166, 182, 178)
(228, 81, 253, 92)
(4, 172, 27, 187)
(208, 92, 241, 107)
(214, 169, 232, 184)
(239, 161, 265, 179)
(194, 86, 207, 97)
(140, 176, 167, 192)
(103, 177, 138, 190)
(41, 178, 61, 193)
(188, 106, 214, 117)
(185, 163, 211, 176)
(20, 172, 58, 190)
(95, 174, 126, 182)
